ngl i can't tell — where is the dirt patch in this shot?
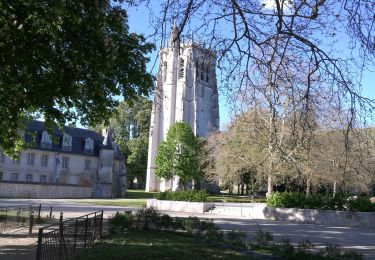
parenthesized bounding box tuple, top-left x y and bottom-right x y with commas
(0, 228, 37, 260)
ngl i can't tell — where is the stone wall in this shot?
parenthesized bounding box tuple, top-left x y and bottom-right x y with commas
(147, 199, 214, 214)
(208, 203, 375, 228)
(0, 182, 92, 198)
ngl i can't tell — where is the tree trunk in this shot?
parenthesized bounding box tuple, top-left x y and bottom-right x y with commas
(237, 184, 240, 195)
(333, 180, 337, 196)
(241, 184, 244, 195)
(306, 177, 311, 196)
(266, 175, 273, 197)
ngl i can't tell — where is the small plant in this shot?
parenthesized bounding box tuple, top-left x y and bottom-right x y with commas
(135, 207, 161, 230)
(319, 243, 363, 259)
(108, 211, 134, 234)
(254, 228, 273, 246)
(278, 238, 294, 255)
(226, 230, 246, 243)
(297, 239, 314, 253)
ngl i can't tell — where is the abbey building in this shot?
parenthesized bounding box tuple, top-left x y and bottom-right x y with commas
(146, 26, 220, 192)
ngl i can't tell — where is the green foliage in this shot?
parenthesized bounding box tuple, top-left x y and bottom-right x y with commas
(93, 98, 152, 187)
(227, 230, 247, 243)
(134, 207, 161, 230)
(108, 211, 134, 234)
(346, 196, 375, 212)
(0, 1, 154, 156)
(155, 190, 209, 202)
(155, 122, 203, 186)
(267, 192, 375, 212)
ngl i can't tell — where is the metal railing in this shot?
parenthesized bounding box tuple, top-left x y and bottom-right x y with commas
(0, 204, 42, 233)
(36, 211, 103, 260)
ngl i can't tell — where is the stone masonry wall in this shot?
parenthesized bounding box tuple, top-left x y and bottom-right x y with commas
(0, 182, 92, 198)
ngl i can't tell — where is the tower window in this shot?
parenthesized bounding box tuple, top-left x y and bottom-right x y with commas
(179, 58, 185, 78)
(195, 61, 199, 78)
(201, 71, 204, 81)
(163, 62, 167, 82)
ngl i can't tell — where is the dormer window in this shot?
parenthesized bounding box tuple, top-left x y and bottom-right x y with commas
(41, 131, 52, 149)
(84, 137, 94, 154)
(62, 133, 72, 152)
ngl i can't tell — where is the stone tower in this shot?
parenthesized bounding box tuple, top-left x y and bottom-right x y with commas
(145, 26, 219, 192)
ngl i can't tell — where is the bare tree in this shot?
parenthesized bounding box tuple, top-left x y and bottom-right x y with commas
(128, 0, 375, 194)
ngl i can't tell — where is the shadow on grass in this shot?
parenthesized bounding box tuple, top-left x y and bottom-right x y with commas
(0, 244, 36, 260)
(78, 230, 250, 260)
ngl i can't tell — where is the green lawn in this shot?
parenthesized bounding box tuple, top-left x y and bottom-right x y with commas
(78, 229, 251, 260)
(70, 190, 157, 208)
(71, 190, 265, 207)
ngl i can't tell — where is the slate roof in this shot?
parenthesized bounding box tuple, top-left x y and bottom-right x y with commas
(25, 120, 106, 157)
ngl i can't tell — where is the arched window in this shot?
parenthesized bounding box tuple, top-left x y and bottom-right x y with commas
(41, 131, 52, 149)
(62, 134, 72, 152)
(179, 58, 185, 78)
(84, 137, 94, 154)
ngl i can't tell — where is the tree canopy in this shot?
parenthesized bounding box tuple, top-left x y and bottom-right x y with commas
(92, 97, 152, 187)
(155, 122, 203, 188)
(0, 0, 154, 155)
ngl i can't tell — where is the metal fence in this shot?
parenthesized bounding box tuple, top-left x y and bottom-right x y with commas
(36, 211, 103, 260)
(0, 204, 42, 233)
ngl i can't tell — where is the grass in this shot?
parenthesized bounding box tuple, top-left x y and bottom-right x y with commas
(78, 229, 250, 260)
(70, 190, 158, 208)
(71, 190, 266, 207)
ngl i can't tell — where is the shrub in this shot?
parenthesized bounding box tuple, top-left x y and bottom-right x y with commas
(108, 211, 134, 234)
(347, 196, 375, 212)
(266, 192, 374, 211)
(135, 207, 161, 230)
(226, 230, 246, 243)
(155, 190, 209, 202)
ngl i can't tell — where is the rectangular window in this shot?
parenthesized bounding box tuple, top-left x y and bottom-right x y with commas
(11, 173, 18, 181)
(27, 153, 35, 165)
(41, 155, 49, 167)
(0, 171, 3, 180)
(26, 174, 33, 183)
(84, 159, 91, 171)
(62, 157, 69, 169)
(40, 175, 47, 183)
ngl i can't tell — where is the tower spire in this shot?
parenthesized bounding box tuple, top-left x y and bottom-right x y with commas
(169, 20, 179, 48)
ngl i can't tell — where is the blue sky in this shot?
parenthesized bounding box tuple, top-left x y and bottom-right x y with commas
(125, 3, 375, 128)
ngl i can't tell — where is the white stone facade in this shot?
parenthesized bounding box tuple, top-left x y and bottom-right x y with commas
(146, 27, 220, 192)
(0, 121, 126, 198)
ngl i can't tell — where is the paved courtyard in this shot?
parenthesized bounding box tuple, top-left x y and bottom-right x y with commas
(0, 199, 374, 259)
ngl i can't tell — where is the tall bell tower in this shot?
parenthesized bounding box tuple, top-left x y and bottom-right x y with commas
(145, 25, 220, 192)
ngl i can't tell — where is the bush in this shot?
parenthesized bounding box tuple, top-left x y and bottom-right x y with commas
(347, 196, 375, 212)
(135, 207, 161, 230)
(226, 230, 246, 243)
(155, 190, 209, 202)
(266, 192, 374, 212)
(108, 211, 134, 234)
